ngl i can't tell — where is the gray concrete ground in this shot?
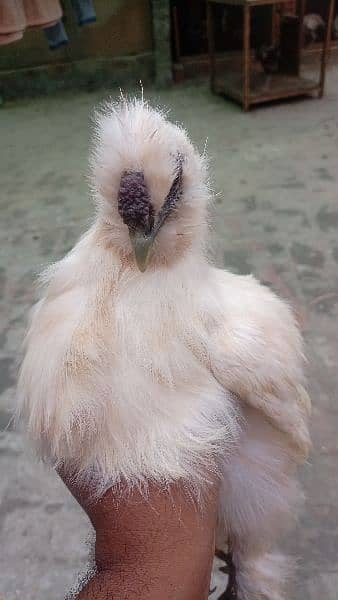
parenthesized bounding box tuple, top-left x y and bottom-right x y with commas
(1, 72, 338, 599)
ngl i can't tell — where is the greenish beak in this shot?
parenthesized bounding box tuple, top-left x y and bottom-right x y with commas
(130, 231, 155, 272)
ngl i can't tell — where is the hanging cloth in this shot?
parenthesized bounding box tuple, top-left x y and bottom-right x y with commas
(71, 0, 96, 27)
(0, 0, 62, 46)
(0, 0, 26, 45)
(44, 0, 97, 50)
(43, 20, 69, 50)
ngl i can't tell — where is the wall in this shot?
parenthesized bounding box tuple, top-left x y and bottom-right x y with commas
(0, 0, 152, 70)
(0, 0, 155, 98)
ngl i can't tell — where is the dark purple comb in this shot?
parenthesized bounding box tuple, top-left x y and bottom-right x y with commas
(118, 154, 184, 236)
(118, 170, 154, 233)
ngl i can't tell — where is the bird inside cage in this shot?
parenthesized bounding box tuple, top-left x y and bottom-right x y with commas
(303, 13, 326, 45)
(17, 99, 311, 600)
(255, 43, 281, 74)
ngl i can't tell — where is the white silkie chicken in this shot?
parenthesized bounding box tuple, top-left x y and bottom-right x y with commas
(18, 100, 311, 600)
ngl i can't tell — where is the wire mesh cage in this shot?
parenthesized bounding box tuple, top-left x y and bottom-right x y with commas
(207, 0, 336, 110)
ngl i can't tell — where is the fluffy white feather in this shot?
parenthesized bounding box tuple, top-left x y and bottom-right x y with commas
(17, 99, 310, 598)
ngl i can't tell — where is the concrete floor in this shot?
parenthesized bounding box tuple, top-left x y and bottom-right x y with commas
(1, 72, 338, 599)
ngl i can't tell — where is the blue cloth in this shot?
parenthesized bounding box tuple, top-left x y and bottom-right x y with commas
(44, 20, 69, 50)
(71, 0, 97, 26)
(43, 1, 96, 51)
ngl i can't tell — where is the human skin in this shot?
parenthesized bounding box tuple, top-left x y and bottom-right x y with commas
(59, 472, 220, 600)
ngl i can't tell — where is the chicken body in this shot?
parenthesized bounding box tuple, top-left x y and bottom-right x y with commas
(18, 101, 310, 599)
